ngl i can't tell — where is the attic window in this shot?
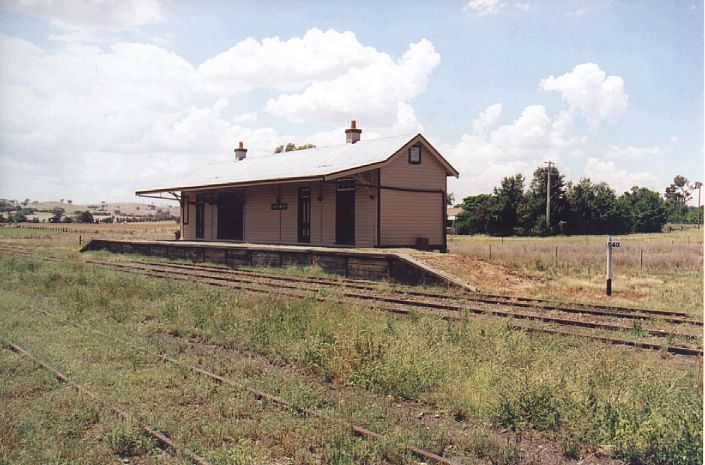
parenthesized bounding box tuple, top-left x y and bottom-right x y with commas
(409, 145, 421, 165)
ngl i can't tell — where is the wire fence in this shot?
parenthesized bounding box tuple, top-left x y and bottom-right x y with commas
(448, 234, 704, 271)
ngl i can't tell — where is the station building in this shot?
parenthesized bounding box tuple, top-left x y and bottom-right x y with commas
(136, 121, 459, 251)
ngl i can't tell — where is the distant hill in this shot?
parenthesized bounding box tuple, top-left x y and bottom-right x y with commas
(4, 200, 180, 222)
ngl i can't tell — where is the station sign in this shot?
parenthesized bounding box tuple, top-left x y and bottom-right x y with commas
(271, 203, 288, 210)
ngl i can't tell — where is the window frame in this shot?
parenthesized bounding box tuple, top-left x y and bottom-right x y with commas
(408, 144, 422, 165)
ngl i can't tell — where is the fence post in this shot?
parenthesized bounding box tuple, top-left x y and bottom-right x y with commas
(79, 235, 82, 246)
(640, 249, 643, 269)
(555, 246, 558, 262)
(489, 244, 492, 260)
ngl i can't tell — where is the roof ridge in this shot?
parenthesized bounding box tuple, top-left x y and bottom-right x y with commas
(247, 133, 415, 161)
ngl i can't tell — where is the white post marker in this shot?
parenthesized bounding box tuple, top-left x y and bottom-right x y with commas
(606, 235, 620, 296)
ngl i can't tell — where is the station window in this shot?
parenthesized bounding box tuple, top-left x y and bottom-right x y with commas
(409, 145, 421, 164)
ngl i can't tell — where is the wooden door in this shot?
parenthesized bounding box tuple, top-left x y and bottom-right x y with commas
(298, 187, 311, 243)
(335, 181, 355, 245)
(195, 195, 205, 239)
(217, 192, 243, 240)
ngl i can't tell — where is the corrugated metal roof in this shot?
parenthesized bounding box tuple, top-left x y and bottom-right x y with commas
(137, 133, 457, 194)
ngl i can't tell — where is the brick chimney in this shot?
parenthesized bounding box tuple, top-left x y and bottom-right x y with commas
(345, 120, 361, 144)
(234, 141, 247, 161)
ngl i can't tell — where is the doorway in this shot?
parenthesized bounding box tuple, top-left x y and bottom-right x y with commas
(195, 195, 205, 239)
(298, 187, 311, 243)
(217, 192, 243, 240)
(335, 180, 355, 245)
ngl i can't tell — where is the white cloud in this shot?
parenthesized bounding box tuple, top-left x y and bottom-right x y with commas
(670, 135, 679, 143)
(540, 63, 628, 127)
(264, 38, 440, 126)
(584, 158, 659, 193)
(605, 145, 661, 159)
(464, 0, 504, 16)
(446, 104, 582, 196)
(231, 112, 258, 125)
(0, 28, 439, 201)
(196, 29, 383, 96)
(567, 8, 586, 17)
(471, 103, 502, 134)
(514, 2, 531, 11)
(7, 0, 163, 31)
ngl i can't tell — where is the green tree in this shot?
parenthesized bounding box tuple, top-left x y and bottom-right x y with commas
(455, 194, 494, 234)
(565, 179, 625, 234)
(520, 165, 568, 235)
(618, 187, 668, 233)
(51, 207, 65, 223)
(486, 174, 524, 236)
(74, 211, 94, 223)
(664, 175, 693, 223)
(274, 143, 316, 153)
(664, 175, 692, 205)
(10, 211, 27, 223)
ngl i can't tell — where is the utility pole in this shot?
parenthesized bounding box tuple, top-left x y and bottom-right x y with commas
(693, 181, 702, 230)
(544, 161, 553, 230)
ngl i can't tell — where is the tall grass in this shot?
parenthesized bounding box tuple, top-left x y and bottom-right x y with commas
(1, 254, 701, 465)
(448, 229, 703, 271)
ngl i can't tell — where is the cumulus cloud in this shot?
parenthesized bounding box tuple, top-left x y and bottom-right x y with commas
(196, 29, 383, 96)
(604, 145, 661, 159)
(584, 158, 659, 193)
(446, 104, 582, 196)
(264, 38, 440, 126)
(0, 28, 441, 201)
(540, 63, 628, 127)
(471, 103, 502, 134)
(6, 0, 163, 31)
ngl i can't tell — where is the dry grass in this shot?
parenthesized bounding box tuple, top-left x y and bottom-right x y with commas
(447, 227, 703, 271)
(409, 228, 704, 319)
(0, 252, 701, 465)
(2, 221, 179, 242)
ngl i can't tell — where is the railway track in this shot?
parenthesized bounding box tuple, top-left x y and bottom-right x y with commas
(121, 258, 700, 325)
(3, 243, 698, 324)
(91, 259, 701, 340)
(12, 307, 466, 465)
(1, 339, 214, 465)
(1, 244, 702, 357)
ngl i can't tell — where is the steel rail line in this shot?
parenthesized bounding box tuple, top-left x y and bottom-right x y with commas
(0, 339, 213, 465)
(82, 258, 701, 342)
(123, 258, 700, 326)
(2, 242, 696, 321)
(82, 259, 705, 356)
(30, 307, 464, 465)
(2, 246, 702, 356)
(91, 253, 694, 320)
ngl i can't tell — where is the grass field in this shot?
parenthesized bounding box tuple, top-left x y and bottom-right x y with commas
(413, 227, 703, 319)
(0, 225, 702, 465)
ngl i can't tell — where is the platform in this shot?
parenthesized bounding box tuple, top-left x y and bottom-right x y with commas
(80, 239, 474, 289)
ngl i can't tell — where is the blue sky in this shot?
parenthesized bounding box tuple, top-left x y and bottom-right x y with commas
(0, 0, 702, 203)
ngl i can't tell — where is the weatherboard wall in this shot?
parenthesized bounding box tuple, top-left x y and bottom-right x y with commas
(379, 145, 446, 247)
(180, 173, 377, 248)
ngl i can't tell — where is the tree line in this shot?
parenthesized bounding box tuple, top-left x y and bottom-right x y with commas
(454, 166, 702, 236)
